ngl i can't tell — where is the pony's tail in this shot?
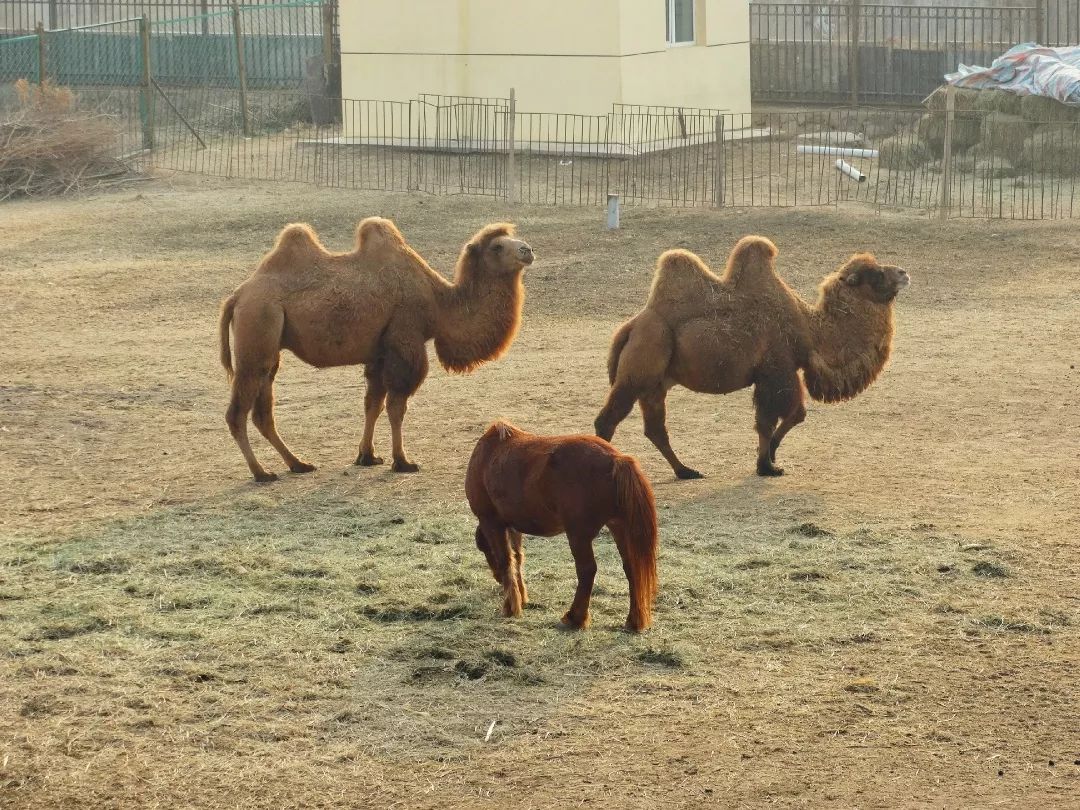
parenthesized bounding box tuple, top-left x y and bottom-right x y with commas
(612, 454, 659, 632)
(606, 318, 635, 385)
(219, 295, 237, 380)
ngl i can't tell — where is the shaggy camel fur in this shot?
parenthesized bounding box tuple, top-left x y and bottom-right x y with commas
(595, 236, 910, 479)
(466, 421, 659, 632)
(219, 218, 534, 481)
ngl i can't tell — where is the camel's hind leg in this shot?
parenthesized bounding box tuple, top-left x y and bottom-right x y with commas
(640, 386, 701, 480)
(226, 371, 277, 483)
(594, 385, 638, 442)
(753, 371, 802, 477)
(252, 360, 315, 475)
(355, 363, 387, 466)
(561, 530, 599, 630)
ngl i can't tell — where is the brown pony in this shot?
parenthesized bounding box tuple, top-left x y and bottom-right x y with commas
(465, 421, 659, 632)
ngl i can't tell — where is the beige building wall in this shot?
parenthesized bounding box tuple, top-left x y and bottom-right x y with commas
(339, 0, 752, 116)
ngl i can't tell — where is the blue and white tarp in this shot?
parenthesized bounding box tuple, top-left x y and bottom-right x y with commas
(946, 43, 1080, 106)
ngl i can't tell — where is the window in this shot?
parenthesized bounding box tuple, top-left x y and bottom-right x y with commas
(666, 0, 695, 46)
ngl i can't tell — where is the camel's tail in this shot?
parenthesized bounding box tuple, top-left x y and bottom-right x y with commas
(612, 454, 659, 632)
(606, 318, 636, 385)
(219, 295, 237, 380)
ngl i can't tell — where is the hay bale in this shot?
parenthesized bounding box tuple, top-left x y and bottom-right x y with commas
(917, 112, 982, 156)
(1019, 94, 1080, 123)
(1019, 124, 1080, 176)
(877, 134, 932, 170)
(974, 89, 1022, 116)
(979, 112, 1035, 157)
(925, 86, 980, 112)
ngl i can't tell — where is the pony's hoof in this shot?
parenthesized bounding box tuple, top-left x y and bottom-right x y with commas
(756, 459, 785, 477)
(675, 467, 704, 480)
(289, 462, 316, 474)
(392, 460, 420, 474)
(355, 453, 384, 467)
(560, 611, 589, 630)
(253, 471, 279, 483)
(624, 620, 649, 634)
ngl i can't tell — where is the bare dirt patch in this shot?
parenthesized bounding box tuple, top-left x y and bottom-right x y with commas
(1, 175, 1078, 807)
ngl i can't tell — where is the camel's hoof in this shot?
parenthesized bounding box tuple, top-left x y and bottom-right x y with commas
(355, 453, 384, 467)
(560, 611, 589, 630)
(253, 471, 279, 483)
(289, 462, 316, 474)
(756, 460, 785, 477)
(675, 467, 704, 480)
(391, 460, 420, 474)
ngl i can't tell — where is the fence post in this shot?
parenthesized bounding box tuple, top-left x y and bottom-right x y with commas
(139, 16, 155, 150)
(848, 0, 861, 105)
(712, 114, 725, 207)
(230, 2, 252, 137)
(35, 22, 46, 85)
(1034, 0, 1045, 45)
(200, 0, 209, 37)
(939, 85, 955, 220)
(47, 0, 57, 30)
(506, 87, 517, 204)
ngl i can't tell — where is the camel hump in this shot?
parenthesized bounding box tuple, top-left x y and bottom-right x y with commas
(648, 249, 718, 304)
(722, 235, 779, 283)
(259, 223, 323, 270)
(355, 217, 406, 253)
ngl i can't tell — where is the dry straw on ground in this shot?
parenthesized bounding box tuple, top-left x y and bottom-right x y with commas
(0, 79, 135, 200)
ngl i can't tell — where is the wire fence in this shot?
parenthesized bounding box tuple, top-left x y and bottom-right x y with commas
(3, 2, 1080, 218)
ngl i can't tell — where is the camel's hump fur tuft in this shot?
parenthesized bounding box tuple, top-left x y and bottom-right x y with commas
(355, 216, 406, 251)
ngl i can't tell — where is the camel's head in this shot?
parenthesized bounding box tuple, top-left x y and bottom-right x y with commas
(836, 254, 910, 304)
(461, 223, 535, 279)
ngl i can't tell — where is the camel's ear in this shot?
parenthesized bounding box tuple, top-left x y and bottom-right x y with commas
(466, 241, 481, 258)
(844, 267, 863, 285)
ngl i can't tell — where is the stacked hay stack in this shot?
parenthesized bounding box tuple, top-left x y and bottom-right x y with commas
(877, 86, 1080, 177)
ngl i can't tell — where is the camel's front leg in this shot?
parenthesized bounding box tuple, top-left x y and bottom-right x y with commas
(355, 363, 387, 466)
(753, 371, 801, 476)
(382, 339, 429, 474)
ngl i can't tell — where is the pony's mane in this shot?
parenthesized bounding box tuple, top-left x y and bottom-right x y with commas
(487, 419, 519, 441)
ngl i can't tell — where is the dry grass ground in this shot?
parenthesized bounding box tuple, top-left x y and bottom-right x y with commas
(0, 175, 1078, 808)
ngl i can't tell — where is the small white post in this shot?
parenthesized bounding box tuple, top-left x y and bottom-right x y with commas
(606, 193, 620, 229)
(506, 87, 517, 204)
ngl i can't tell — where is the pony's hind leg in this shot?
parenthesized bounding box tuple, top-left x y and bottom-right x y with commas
(561, 531, 598, 630)
(226, 371, 277, 482)
(609, 521, 650, 633)
(480, 519, 522, 618)
(355, 363, 387, 466)
(640, 386, 701, 480)
(252, 360, 315, 474)
(509, 529, 527, 606)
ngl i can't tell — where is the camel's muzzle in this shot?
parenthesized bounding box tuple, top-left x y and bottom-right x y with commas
(519, 245, 535, 265)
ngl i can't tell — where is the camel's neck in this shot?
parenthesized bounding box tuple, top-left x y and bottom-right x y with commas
(804, 291, 895, 403)
(434, 273, 524, 373)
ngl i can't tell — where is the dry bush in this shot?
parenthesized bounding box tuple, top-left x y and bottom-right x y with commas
(0, 79, 136, 200)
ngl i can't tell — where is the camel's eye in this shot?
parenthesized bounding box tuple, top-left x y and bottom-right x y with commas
(492, 244, 503, 253)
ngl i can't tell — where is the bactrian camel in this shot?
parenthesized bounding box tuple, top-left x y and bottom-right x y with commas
(595, 236, 909, 479)
(219, 218, 534, 481)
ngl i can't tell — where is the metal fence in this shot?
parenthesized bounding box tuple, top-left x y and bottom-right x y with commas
(749, 1, 1080, 105)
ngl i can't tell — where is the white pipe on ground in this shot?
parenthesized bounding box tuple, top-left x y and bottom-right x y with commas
(797, 145, 879, 159)
(835, 159, 866, 183)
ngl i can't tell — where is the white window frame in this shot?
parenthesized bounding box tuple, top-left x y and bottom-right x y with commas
(666, 0, 696, 47)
